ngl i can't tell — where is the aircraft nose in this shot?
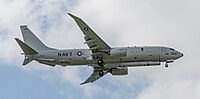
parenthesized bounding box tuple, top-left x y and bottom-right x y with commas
(181, 53, 184, 57)
(177, 51, 183, 58)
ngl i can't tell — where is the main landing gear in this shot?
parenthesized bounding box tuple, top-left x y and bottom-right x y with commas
(99, 70, 104, 76)
(97, 57, 105, 76)
(97, 57, 105, 67)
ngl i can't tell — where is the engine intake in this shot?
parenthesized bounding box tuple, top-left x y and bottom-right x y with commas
(110, 67, 128, 75)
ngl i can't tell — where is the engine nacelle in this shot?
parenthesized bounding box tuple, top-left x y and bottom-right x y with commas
(110, 49, 127, 57)
(110, 67, 128, 75)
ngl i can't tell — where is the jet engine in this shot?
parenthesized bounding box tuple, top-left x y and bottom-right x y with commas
(110, 67, 128, 75)
(109, 49, 127, 57)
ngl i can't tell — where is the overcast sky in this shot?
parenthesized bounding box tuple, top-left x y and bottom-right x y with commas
(0, 0, 199, 99)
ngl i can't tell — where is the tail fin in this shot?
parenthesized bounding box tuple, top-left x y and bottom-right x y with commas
(15, 38, 37, 65)
(20, 25, 55, 51)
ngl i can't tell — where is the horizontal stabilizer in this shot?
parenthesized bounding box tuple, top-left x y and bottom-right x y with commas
(23, 57, 32, 65)
(15, 38, 38, 55)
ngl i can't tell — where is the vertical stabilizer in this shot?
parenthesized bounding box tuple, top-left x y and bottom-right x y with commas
(20, 26, 55, 51)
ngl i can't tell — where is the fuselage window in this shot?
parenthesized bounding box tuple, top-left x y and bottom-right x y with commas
(141, 48, 144, 51)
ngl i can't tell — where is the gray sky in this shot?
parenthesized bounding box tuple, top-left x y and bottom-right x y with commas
(0, 0, 199, 99)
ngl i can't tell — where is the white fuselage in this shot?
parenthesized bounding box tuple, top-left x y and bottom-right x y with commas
(31, 46, 183, 68)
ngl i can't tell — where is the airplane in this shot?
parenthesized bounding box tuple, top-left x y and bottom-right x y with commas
(15, 13, 183, 85)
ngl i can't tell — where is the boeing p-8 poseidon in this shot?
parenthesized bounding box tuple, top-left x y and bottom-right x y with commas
(15, 13, 183, 85)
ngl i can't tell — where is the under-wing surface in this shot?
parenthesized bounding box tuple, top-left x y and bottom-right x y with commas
(15, 13, 183, 85)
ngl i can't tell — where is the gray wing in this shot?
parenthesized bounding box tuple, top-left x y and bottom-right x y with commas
(68, 13, 110, 85)
(68, 13, 111, 52)
(80, 69, 108, 85)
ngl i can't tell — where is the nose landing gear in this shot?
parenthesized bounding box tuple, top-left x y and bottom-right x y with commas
(165, 63, 168, 68)
(165, 60, 174, 68)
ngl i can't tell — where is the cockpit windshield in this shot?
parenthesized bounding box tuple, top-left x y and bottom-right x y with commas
(169, 48, 175, 50)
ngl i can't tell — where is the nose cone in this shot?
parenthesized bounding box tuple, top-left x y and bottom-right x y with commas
(177, 51, 184, 59)
(181, 53, 184, 57)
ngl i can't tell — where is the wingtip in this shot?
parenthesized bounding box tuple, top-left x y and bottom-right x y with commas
(67, 13, 72, 16)
(20, 25, 28, 28)
(67, 13, 80, 19)
(15, 38, 20, 42)
(67, 13, 74, 17)
(80, 82, 86, 85)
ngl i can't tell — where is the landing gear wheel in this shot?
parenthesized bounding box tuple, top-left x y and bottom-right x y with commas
(165, 63, 168, 68)
(97, 58, 104, 66)
(99, 70, 104, 76)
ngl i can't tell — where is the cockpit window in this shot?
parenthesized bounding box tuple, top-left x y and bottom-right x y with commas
(171, 52, 177, 55)
(170, 48, 175, 50)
